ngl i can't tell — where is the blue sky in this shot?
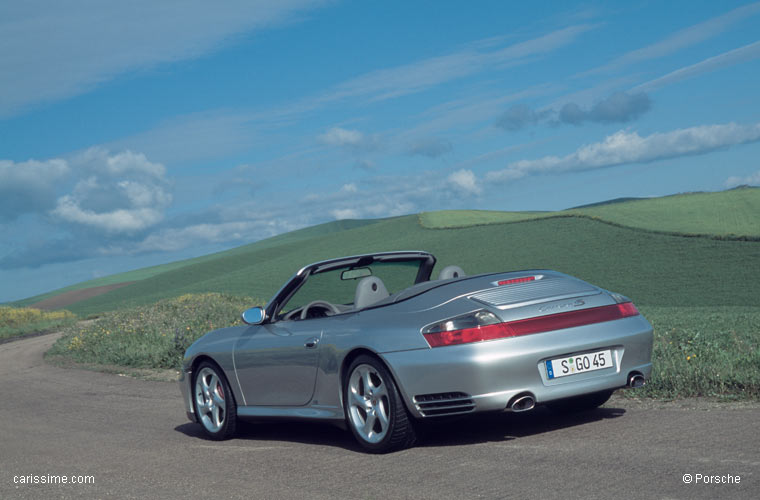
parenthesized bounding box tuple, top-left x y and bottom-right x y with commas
(2, 0, 760, 302)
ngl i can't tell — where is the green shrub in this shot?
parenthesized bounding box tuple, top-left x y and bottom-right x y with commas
(0, 306, 77, 340)
(48, 293, 259, 370)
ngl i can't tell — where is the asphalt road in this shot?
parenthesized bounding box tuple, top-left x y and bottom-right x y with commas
(1, 333, 757, 500)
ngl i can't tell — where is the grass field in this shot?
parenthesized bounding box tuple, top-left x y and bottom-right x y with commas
(54, 213, 760, 316)
(0, 306, 77, 341)
(21, 187, 760, 400)
(636, 306, 759, 399)
(420, 187, 760, 239)
(419, 209, 551, 228)
(576, 188, 760, 238)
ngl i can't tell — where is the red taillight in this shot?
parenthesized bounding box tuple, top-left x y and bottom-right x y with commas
(423, 302, 639, 348)
(497, 276, 536, 286)
(615, 301, 639, 317)
(424, 322, 512, 347)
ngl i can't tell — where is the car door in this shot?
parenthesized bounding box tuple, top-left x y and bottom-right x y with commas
(233, 319, 323, 406)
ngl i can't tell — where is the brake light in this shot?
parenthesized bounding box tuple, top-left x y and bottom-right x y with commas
(423, 302, 639, 348)
(497, 276, 536, 286)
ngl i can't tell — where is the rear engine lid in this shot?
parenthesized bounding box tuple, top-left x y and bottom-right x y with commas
(469, 271, 599, 310)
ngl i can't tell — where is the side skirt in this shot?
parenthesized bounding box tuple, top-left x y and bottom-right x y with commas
(237, 404, 345, 423)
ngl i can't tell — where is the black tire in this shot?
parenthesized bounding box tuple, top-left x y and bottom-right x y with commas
(343, 355, 417, 453)
(192, 361, 238, 440)
(547, 389, 614, 414)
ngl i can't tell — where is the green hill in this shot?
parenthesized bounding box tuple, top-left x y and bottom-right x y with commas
(575, 188, 760, 238)
(12, 218, 384, 308)
(46, 215, 760, 315)
(569, 197, 646, 209)
(14, 187, 760, 316)
(420, 187, 760, 239)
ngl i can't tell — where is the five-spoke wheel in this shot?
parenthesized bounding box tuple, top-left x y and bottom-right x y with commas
(344, 355, 416, 453)
(193, 362, 237, 439)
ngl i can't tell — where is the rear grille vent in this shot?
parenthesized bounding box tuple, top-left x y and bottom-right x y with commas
(413, 392, 475, 417)
(471, 276, 597, 308)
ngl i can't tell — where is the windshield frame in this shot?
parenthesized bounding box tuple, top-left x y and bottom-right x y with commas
(263, 251, 436, 323)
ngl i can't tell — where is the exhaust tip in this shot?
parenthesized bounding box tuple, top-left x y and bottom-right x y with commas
(508, 394, 536, 412)
(628, 373, 646, 388)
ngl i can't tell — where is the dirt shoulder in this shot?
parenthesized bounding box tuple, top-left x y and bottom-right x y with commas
(606, 392, 759, 410)
(45, 353, 181, 382)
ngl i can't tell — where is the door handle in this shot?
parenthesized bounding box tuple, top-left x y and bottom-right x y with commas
(304, 337, 320, 348)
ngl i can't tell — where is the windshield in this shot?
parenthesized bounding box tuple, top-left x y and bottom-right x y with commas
(279, 260, 422, 316)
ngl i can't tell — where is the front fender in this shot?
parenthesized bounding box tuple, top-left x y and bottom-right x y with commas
(181, 325, 249, 417)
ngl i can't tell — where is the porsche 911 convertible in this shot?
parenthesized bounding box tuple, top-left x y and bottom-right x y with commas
(179, 250, 653, 452)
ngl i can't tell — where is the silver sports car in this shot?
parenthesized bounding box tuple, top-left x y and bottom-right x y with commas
(179, 250, 653, 452)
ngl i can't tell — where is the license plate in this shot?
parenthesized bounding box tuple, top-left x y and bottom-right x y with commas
(546, 350, 612, 379)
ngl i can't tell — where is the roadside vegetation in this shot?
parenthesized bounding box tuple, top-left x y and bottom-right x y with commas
(44, 296, 759, 400)
(631, 306, 759, 400)
(26, 187, 760, 400)
(47, 293, 258, 371)
(0, 306, 77, 341)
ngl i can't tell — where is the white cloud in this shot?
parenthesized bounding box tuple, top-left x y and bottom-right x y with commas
(319, 127, 381, 152)
(448, 169, 481, 195)
(1, 149, 171, 230)
(0, 158, 70, 220)
(341, 183, 358, 193)
(52, 199, 165, 234)
(725, 170, 760, 188)
(320, 127, 365, 147)
(133, 221, 263, 252)
(0, 158, 70, 184)
(78, 148, 166, 178)
(118, 180, 170, 207)
(0, 0, 327, 116)
(487, 122, 760, 182)
(49, 149, 172, 233)
(308, 167, 489, 224)
(635, 41, 760, 92)
(330, 208, 360, 220)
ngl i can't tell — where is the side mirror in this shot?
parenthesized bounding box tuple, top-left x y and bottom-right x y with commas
(241, 306, 266, 325)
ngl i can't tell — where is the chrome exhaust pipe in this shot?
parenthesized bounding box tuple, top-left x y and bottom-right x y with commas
(628, 373, 646, 388)
(509, 394, 536, 412)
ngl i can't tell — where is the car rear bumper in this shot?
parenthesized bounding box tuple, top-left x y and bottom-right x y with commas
(382, 314, 653, 419)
